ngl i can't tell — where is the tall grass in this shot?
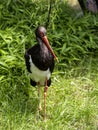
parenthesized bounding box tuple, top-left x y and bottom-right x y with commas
(0, 0, 98, 130)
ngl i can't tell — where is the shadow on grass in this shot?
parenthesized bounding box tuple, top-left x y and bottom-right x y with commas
(0, 77, 39, 119)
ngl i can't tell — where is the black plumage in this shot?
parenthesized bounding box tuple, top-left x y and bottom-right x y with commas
(24, 43, 54, 86)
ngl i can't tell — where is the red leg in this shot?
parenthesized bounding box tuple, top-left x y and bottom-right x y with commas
(44, 79, 48, 120)
(37, 82, 42, 112)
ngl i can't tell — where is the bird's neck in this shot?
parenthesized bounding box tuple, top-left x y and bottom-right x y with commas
(36, 37, 49, 58)
(37, 37, 48, 51)
(37, 37, 43, 46)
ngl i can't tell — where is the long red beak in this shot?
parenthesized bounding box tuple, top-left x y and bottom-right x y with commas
(42, 36, 58, 61)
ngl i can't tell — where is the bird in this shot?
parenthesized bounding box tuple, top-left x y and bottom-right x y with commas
(24, 26, 58, 120)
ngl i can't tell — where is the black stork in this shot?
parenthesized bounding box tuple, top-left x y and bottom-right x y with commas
(24, 26, 57, 120)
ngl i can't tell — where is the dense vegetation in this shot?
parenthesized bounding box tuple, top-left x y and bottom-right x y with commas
(0, 0, 98, 130)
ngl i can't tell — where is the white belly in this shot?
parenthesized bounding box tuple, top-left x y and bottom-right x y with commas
(29, 55, 51, 85)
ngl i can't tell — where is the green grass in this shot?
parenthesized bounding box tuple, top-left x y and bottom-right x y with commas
(0, 0, 98, 130)
(0, 76, 98, 130)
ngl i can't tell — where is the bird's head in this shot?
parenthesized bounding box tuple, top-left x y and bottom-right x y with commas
(35, 26, 58, 61)
(35, 26, 46, 39)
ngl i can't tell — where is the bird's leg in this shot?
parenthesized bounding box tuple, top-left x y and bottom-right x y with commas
(37, 82, 42, 112)
(44, 79, 48, 120)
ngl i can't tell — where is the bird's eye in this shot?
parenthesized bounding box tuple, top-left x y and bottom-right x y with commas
(39, 32, 44, 37)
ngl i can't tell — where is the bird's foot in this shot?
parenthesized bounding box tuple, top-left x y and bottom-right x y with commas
(36, 108, 42, 121)
(44, 114, 46, 121)
(38, 102, 42, 111)
(38, 106, 42, 112)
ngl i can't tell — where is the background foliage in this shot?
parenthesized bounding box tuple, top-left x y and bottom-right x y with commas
(0, 0, 98, 130)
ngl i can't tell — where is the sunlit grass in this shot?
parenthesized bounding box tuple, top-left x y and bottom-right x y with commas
(0, 75, 98, 130)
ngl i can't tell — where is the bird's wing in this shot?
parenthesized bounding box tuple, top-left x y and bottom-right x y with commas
(49, 55, 55, 73)
(24, 51, 32, 73)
